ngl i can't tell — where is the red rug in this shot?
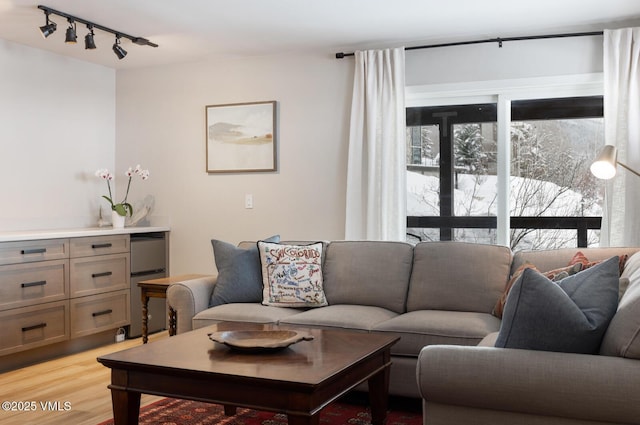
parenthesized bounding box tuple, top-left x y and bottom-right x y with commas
(97, 396, 422, 425)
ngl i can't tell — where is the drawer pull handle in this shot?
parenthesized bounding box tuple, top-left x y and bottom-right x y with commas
(21, 280, 47, 288)
(92, 309, 113, 317)
(22, 323, 47, 332)
(92, 271, 113, 278)
(92, 243, 112, 249)
(21, 248, 47, 255)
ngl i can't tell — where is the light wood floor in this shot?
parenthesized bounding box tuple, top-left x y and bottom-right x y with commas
(0, 331, 169, 425)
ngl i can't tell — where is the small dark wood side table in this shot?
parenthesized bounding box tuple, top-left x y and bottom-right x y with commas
(137, 274, 211, 344)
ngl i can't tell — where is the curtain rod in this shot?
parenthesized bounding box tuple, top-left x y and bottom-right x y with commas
(335, 30, 604, 59)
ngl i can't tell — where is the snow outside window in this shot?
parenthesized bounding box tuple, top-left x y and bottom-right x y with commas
(406, 95, 604, 250)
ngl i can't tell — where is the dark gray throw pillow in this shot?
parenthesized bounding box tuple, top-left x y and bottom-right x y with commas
(495, 256, 620, 354)
(209, 235, 280, 307)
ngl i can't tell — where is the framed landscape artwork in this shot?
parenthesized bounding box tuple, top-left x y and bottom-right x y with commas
(206, 101, 278, 173)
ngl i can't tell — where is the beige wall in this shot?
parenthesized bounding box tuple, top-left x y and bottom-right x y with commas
(1, 32, 614, 275)
(115, 53, 353, 274)
(405, 35, 604, 85)
(0, 39, 115, 231)
(115, 36, 609, 275)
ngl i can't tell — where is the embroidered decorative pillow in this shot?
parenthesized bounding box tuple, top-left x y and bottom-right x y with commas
(258, 241, 327, 307)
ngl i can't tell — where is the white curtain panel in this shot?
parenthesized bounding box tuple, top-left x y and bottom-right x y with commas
(602, 28, 640, 246)
(344, 47, 407, 241)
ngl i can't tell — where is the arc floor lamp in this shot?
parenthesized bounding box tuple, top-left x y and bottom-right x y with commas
(590, 145, 640, 180)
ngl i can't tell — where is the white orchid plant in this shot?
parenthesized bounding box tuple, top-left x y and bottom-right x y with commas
(96, 165, 149, 217)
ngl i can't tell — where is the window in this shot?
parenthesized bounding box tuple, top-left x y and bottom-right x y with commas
(406, 104, 498, 244)
(406, 96, 604, 249)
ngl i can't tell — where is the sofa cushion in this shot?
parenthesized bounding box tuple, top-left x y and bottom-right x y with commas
(496, 252, 632, 319)
(209, 235, 280, 307)
(407, 242, 511, 313)
(601, 251, 640, 358)
(477, 331, 499, 347)
(620, 249, 640, 279)
(493, 262, 583, 319)
(279, 305, 397, 331)
(496, 256, 620, 354)
(569, 251, 629, 274)
(322, 241, 413, 314)
(373, 310, 501, 356)
(258, 241, 327, 307)
(511, 247, 639, 275)
(192, 303, 303, 330)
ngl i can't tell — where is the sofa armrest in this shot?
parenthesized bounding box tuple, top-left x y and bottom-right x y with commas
(166, 275, 217, 334)
(417, 345, 640, 424)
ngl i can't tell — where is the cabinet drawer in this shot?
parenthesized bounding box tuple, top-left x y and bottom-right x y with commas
(70, 253, 130, 297)
(69, 235, 130, 258)
(0, 301, 69, 356)
(0, 260, 69, 311)
(70, 289, 130, 338)
(0, 239, 69, 266)
(131, 237, 166, 274)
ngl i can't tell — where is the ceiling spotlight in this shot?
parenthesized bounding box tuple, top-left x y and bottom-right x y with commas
(85, 25, 96, 50)
(65, 19, 77, 44)
(36, 5, 158, 59)
(39, 12, 57, 38)
(112, 35, 127, 60)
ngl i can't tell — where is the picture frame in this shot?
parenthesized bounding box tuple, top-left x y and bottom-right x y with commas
(205, 101, 278, 173)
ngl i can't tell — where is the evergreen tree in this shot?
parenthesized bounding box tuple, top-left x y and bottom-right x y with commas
(454, 124, 486, 173)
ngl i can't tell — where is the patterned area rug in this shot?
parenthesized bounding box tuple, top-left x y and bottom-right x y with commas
(97, 395, 422, 425)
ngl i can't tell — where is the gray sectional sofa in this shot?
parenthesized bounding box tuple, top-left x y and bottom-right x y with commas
(167, 241, 640, 423)
(167, 240, 512, 397)
(417, 247, 640, 425)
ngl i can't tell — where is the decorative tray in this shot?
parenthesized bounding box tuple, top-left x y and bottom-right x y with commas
(208, 330, 314, 352)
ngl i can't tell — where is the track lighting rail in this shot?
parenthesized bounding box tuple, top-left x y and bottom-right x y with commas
(37, 4, 158, 48)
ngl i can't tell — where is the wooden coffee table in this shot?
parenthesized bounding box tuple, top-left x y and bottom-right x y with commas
(97, 322, 399, 425)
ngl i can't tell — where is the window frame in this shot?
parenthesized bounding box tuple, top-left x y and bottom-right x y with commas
(405, 74, 604, 247)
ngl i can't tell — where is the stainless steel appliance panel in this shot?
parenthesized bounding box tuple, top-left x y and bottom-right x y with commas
(129, 233, 167, 338)
(130, 237, 166, 274)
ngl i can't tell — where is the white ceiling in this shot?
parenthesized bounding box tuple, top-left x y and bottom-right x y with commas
(1, 0, 640, 69)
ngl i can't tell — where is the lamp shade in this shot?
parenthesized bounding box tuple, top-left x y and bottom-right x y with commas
(85, 31, 96, 49)
(113, 42, 127, 59)
(39, 22, 57, 38)
(65, 22, 77, 44)
(590, 145, 618, 180)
